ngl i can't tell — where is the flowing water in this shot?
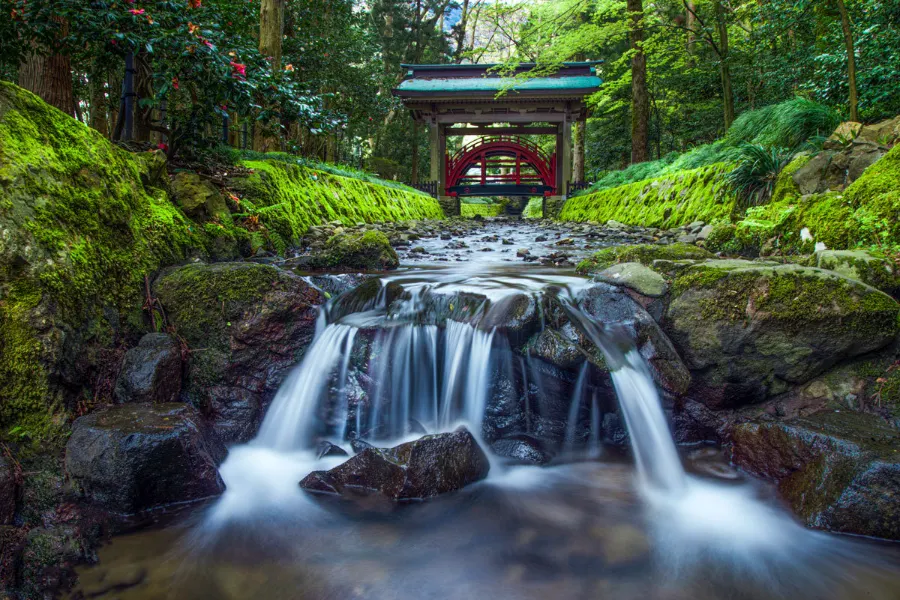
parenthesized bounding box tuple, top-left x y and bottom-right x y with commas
(71, 225, 900, 600)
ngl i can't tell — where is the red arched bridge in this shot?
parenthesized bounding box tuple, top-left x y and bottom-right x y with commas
(445, 136, 557, 197)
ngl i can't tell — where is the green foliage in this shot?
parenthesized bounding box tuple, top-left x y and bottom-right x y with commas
(523, 198, 543, 219)
(723, 98, 841, 151)
(576, 242, 713, 274)
(461, 204, 505, 218)
(725, 143, 794, 207)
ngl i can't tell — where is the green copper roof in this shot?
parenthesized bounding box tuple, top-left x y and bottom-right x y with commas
(395, 75, 602, 95)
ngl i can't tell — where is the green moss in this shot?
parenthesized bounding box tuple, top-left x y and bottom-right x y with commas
(723, 146, 900, 253)
(523, 197, 543, 219)
(771, 154, 812, 204)
(460, 203, 504, 218)
(576, 243, 713, 274)
(233, 159, 443, 247)
(0, 82, 214, 442)
(559, 163, 739, 228)
(672, 262, 900, 339)
(704, 222, 737, 253)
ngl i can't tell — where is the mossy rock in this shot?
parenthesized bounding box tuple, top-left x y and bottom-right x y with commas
(666, 261, 900, 408)
(724, 145, 900, 253)
(153, 262, 322, 442)
(732, 410, 900, 540)
(576, 243, 713, 274)
(595, 262, 668, 297)
(170, 172, 229, 220)
(811, 249, 900, 298)
(313, 230, 400, 271)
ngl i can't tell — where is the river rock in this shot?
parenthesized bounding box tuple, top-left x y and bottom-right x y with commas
(666, 261, 900, 408)
(170, 172, 230, 219)
(577, 283, 691, 397)
(154, 262, 322, 442)
(491, 434, 554, 465)
(576, 243, 712, 274)
(811, 249, 900, 298)
(595, 262, 668, 297)
(65, 403, 226, 513)
(731, 411, 900, 540)
(300, 428, 490, 501)
(312, 231, 400, 270)
(0, 457, 16, 524)
(114, 333, 182, 404)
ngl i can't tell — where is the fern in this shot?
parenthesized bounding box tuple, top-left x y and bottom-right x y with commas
(725, 143, 794, 207)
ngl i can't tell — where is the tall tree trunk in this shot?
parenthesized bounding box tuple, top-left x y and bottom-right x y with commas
(90, 78, 108, 137)
(254, 0, 286, 151)
(454, 0, 471, 62)
(627, 0, 649, 164)
(835, 0, 858, 121)
(714, 0, 735, 129)
(573, 121, 586, 181)
(685, 1, 696, 67)
(18, 18, 74, 116)
(411, 121, 420, 184)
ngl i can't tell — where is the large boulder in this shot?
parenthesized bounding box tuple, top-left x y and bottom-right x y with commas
(300, 428, 490, 501)
(731, 411, 900, 540)
(153, 262, 322, 442)
(65, 403, 226, 513)
(312, 230, 399, 271)
(666, 261, 899, 408)
(114, 333, 183, 404)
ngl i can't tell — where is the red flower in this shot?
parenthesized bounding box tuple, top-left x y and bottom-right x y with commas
(157, 143, 169, 152)
(129, 8, 145, 15)
(188, 0, 201, 8)
(230, 61, 246, 78)
(172, 77, 180, 90)
(203, 39, 213, 48)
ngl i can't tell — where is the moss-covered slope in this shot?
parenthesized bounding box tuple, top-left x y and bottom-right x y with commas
(232, 159, 443, 250)
(708, 146, 900, 255)
(0, 82, 211, 442)
(559, 163, 739, 228)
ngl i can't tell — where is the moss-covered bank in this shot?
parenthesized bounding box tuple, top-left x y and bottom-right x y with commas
(706, 145, 900, 255)
(460, 203, 504, 218)
(232, 159, 443, 251)
(559, 163, 739, 228)
(0, 82, 213, 443)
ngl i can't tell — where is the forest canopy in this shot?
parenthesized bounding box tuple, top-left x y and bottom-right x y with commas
(1, 0, 897, 181)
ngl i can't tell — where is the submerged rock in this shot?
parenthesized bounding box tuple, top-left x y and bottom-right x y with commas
(114, 333, 183, 404)
(491, 434, 554, 465)
(154, 262, 322, 442)
(666, 261, 899, 408)
(300, 428, 489, 501)
(65, 403, 226, 513)
(732, 411, 900, 540)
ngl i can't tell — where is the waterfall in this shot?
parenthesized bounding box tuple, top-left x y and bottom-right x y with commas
(255, 324, 358, 451)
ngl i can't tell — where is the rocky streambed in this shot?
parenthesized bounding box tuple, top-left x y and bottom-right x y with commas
(4, 216, 900, 599)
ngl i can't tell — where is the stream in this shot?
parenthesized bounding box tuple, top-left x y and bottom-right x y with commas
(71, 221, 900, 600)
